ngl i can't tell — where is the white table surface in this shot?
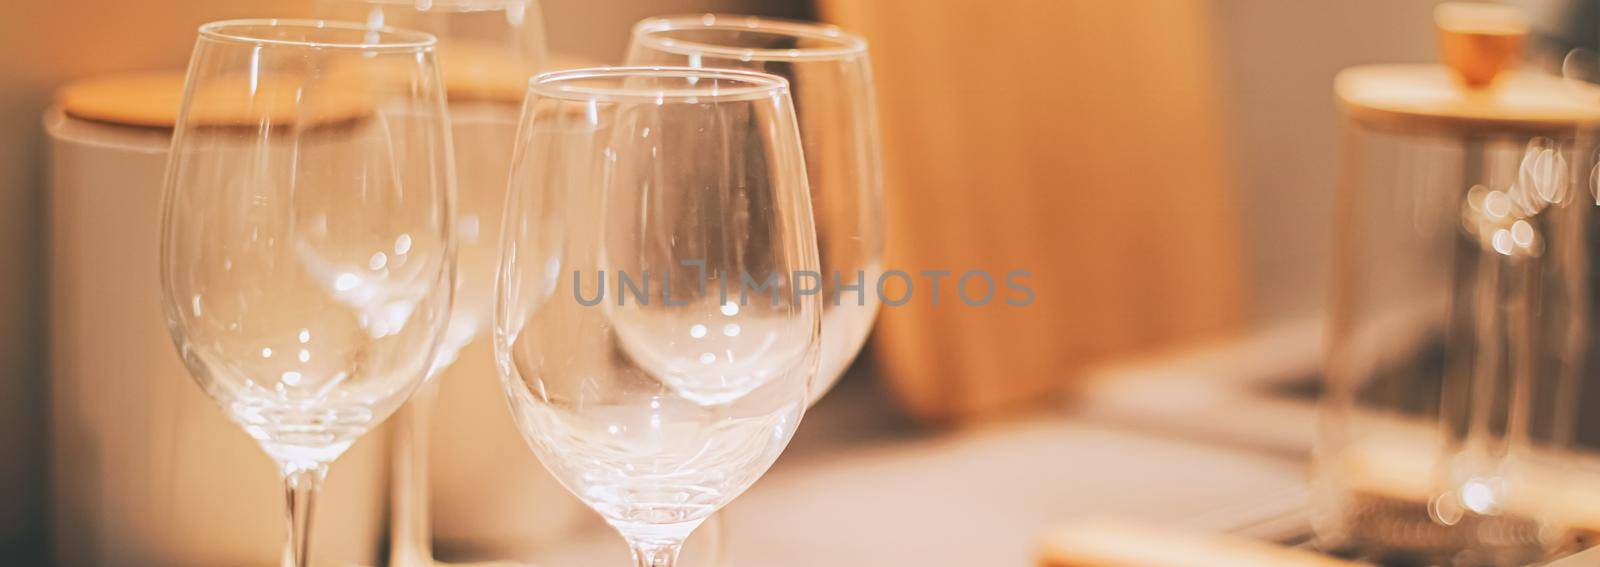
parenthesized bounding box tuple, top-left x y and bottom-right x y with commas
(520, 397, 1310, 566)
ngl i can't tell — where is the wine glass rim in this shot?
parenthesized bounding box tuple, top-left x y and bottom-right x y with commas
(324, 0, 533, 13)
(528, 66, 790, 104)
(198, 18, 437, 52)
(632, 14, 868, 62)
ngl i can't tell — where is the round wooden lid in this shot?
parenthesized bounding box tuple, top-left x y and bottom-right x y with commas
(446, 50, 611, 103)
(359, 49, 606, 105)
(439, 41, 538, 103)
(58, 71, 188, 129)
(58, 70, 375, 131)
(58, 69, 377, 131)
(1336, 64, 1600, 135)
(59, 53, 603, 131)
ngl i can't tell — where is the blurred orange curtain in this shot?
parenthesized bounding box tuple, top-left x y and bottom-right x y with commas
(820, 0, 1244, 421)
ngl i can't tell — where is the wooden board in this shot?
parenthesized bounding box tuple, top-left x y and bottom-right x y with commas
(1038, 521, 1364, 567)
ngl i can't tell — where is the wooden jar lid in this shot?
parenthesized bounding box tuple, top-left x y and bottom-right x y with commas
(441, 49, 609, 103)
(57, 70, 374, 130)
(57, 52, 604, 131)
(1337, 3, 1600, 136)
(439, 41, 539, 103)
(1336, 64, 1600, 135)
(58, 71, 188, 129)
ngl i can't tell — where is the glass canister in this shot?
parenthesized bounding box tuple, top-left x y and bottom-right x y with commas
(1314, 5, 1600, 565)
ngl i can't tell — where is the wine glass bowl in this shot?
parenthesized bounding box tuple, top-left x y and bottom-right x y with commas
(626, 15, 884, 404)
(496, 67, 820, 565)
(160, 19, 455, 565)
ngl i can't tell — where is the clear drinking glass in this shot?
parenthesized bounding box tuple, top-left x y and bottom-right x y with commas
(159, 19, 456, 567)
(626, 14, 884, 403)
(313, 2, 549, 563)
(495, 67, 820, 567)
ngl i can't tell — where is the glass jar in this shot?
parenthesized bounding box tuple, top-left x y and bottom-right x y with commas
(1315, 55, 1600, 565)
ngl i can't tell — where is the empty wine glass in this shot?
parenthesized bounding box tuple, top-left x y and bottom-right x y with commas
(495, 67, 820, 567)
(313, 2, 549, 563)
(159, 19, 456, 566)
(626, 14, 884, 404)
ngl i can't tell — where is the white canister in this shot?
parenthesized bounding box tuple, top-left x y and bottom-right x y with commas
(45, 98, 388, 566)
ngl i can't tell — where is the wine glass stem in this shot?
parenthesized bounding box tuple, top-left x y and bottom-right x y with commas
(389, 382, 439, 567)
(619, 520, 698, 567)
(282, 464, 328, 567)
(702, 513, 727, 566)
(629, 543, 683, 567)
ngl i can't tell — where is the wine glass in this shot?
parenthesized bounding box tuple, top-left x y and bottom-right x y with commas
(495, 67, 820, 567)
(626, 14, 884, 404)
(313, 2, 549, 563)
(159, 19, 456, 566)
